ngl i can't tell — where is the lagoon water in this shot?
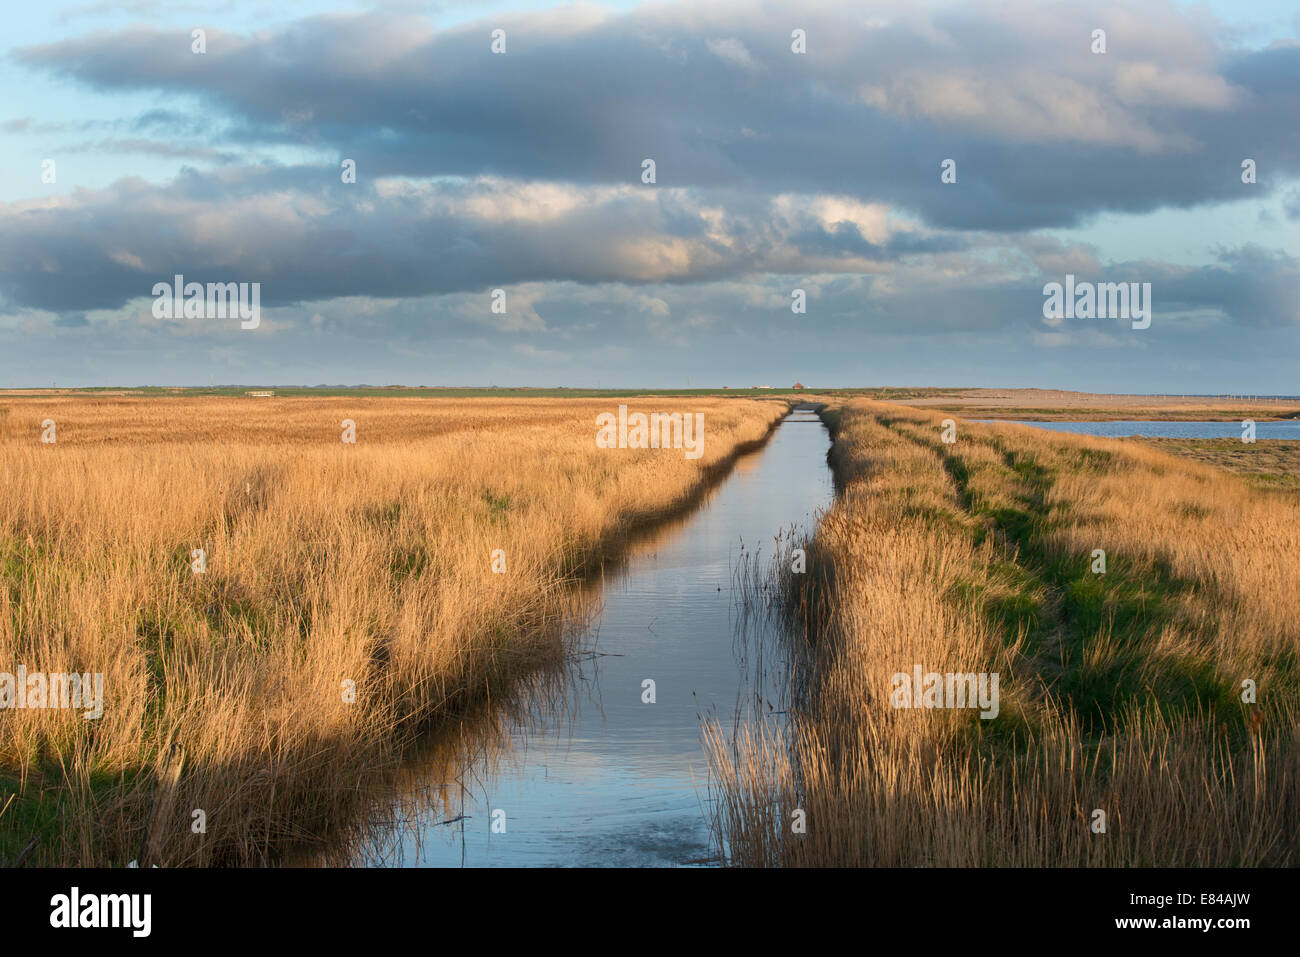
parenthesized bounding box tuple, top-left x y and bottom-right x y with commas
(360, 408, 833, 867)
(987, 420, 1300, 440)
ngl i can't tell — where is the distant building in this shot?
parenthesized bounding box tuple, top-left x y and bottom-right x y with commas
(246, 390, 274, 397)
(793, 382, 805, 390)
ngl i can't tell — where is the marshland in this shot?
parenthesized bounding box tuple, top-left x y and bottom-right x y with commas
(1, 389, 1297, 867)
(709, 398, 1300, 867)
(0, 393, 788, 865)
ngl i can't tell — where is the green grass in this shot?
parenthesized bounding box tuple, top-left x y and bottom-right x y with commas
(388, 544, 430, 583)
(0, 775, 66, 864)
(482, 490, 513, 520)
(879, 415, 1250, 739)
(1, 767, 152, 867)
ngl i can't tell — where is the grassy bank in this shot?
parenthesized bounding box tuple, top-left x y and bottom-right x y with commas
(1135, 438, 1300, 492)
(0, 394, 787, 866)
(709, 400, 1299, 866)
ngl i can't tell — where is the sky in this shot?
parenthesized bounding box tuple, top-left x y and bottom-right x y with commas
(0, 0, 1297, 390)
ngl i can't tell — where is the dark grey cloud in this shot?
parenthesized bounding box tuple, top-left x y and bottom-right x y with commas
(0, 166, 946, 313)
(1159, 244, 1300, 327)
(15, 1, 1300, 231)
(1, 152, 1291, 338)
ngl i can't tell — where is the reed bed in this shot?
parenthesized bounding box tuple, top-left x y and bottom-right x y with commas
(709, 399, 1299, 866)
(0, 394, 786, 865)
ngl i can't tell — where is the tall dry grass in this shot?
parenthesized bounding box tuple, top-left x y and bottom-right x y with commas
(0, 394, 786, 865)
(709, 399, 1299, 866)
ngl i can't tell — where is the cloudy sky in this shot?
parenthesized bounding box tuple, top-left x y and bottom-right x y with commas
(1, 0, 1297, 390)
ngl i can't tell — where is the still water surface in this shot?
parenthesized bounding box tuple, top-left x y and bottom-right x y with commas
(363, 408, 832, 867)
(987, 419, 1300, 439)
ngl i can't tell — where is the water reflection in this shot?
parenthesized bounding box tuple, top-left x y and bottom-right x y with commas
(354, 408, 833, 867)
